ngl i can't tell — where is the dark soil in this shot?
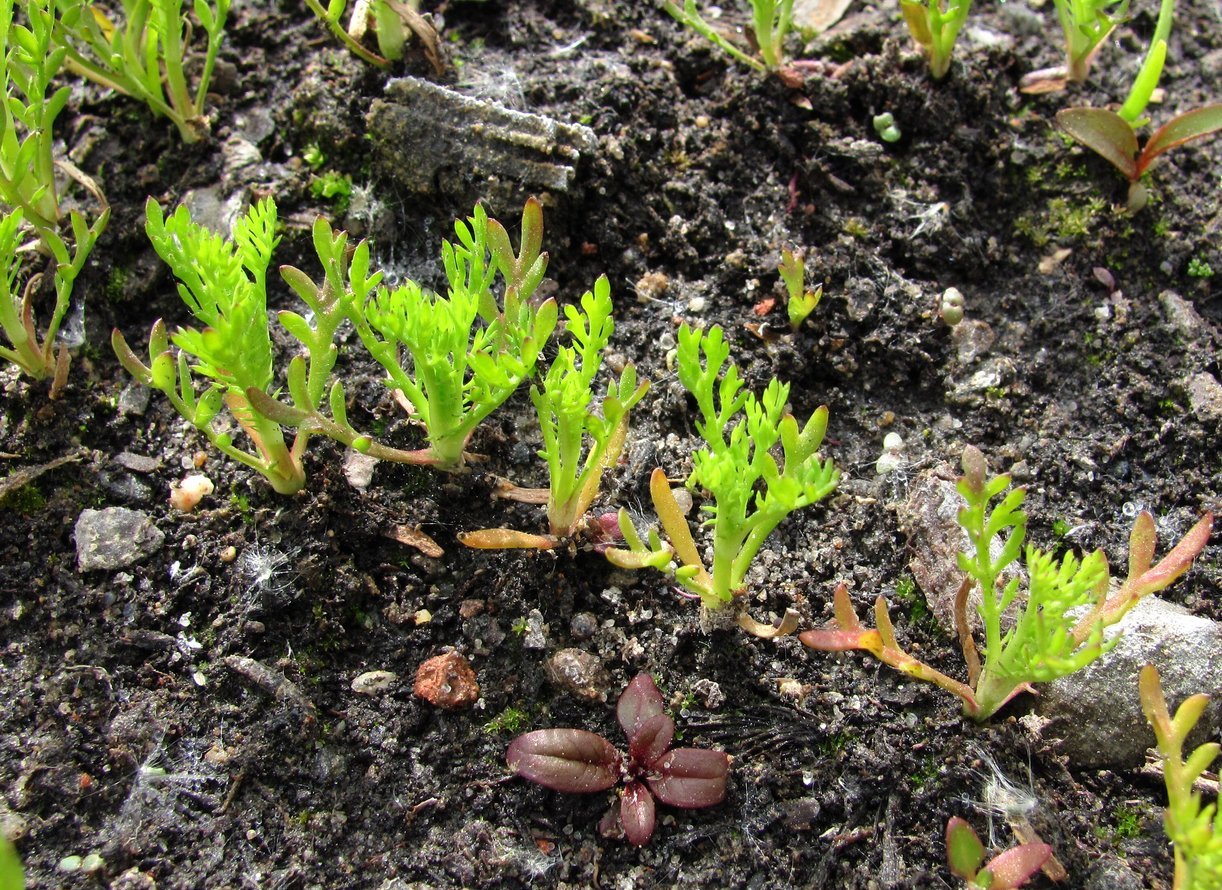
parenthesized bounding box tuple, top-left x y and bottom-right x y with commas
(2, 0, 1219, 887)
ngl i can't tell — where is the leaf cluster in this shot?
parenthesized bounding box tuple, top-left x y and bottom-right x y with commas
(801, 445, 1214, 721)
(115, 197, 563, 493)
(0, 0, 108, 390)
(460, 275, 648, 549)
(506, 673, 729, 846)
(50, 0, 230, 142)
(607, 324, 837, 636)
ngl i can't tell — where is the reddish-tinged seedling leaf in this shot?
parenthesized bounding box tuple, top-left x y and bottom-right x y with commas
(1140, 104, 1222, 175)
(617, 673, 665, 740)
(1055, 108, 1140, 181)
(620, 781, 656, 847)
(945, 816, 986, 880)
(507, 729, 620, 793)
(983, 843, 1053, 889)
(799, 627, 879, 651)
(647, 748, 729, 808)
(629, 713, 675, 768)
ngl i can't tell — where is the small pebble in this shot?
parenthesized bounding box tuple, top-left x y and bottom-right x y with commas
(413, 652, 479, 710)
(352, 670, 399, 696)
(546, 648, 610, 702)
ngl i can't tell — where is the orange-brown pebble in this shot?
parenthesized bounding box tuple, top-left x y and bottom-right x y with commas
(413, 652, 479, 710)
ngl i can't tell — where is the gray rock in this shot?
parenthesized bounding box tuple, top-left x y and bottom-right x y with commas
(367, 76, 597, 208)
(1039, 596, 1222, 769)
(545, 648, 610, 702)
(75, 507, 165, 571)
(1186, 371, 1222, 422)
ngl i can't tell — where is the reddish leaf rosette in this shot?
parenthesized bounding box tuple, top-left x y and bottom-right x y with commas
(506, 673, 730, 846)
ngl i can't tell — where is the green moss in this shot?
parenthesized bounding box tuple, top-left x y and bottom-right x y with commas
(841, 218, 869, 239)
(485, 705, 530, 734)
(1014, 196, 1106, 247)
(310, 171, 353, 213)
(1187, 257, 1214, 279)
(105, 266, 131, 303)
(0, 483, 46, 513)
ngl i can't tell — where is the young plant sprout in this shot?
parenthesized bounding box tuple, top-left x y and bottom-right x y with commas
(1053, 0, 1222, 210)
(506, 673, 729, 846)
(1055, 105, 1222, 211)
(945, 816, 1051, 889)
(778, 248, 822, 332)
(801, 445, 1213, 721)
(1021, 0, 1129, 93)
(900, 0, 972, 79)
(663, 0, 795, 72)
(342, 199, 558, 472)
(49, 0, 230, 142)
(872, 112, 902, 143)
(460, 275, 649, 550)
(304, 0, 442, 74)
(0, 0, 109, 392)
(1139, 664, 1222, 890)
(114, 198, 341, 495)
(606, 324, 838, 638)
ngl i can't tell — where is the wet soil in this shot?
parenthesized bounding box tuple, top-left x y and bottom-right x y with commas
(1, 0, 1219, 887)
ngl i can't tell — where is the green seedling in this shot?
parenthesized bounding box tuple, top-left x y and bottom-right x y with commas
(607, 324, 838, 638)
(946, 816, 1051, 889)
(872, 112, 902, 143)
(802, 445, 1213, 721)
(899, 0, 972, 79)
(49, 0, 229, 142)
(778, 248, 822, 332)
(1140, 664, 1222, 890)
(461, 275, 649, 550)
(340, 199, 558, 472)
(1, 0, 108, 391)
(114, 198, 334, 495)
(1021, 0, 1129, 92)
(304, 0, 441, 73)
(663, 0, 795, 72)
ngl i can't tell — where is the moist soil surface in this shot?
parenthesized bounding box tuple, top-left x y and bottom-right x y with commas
(1, 0, 1220, 887)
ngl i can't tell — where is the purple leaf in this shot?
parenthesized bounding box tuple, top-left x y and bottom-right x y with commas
(507, 729, 620, 793)
(646, 748, 729, 808)
(617, 673, 665, 741)
(983, 843, 1052, 889)
(628, 713, 675, 768)
(620, 781, 656, 846)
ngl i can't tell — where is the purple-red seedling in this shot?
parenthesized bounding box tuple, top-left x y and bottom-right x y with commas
(505, 673, 729, 846)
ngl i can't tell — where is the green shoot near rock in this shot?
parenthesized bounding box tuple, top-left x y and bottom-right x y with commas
(344, 199, 558, 472)
(49, 0, 230, 142)
(1140, 664, 1222, 890)
(1022, 0, 1129, 92)
(461, 275, 648, 549)
(802, 445, 1214, 720)
(607, 324, 838, 638)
